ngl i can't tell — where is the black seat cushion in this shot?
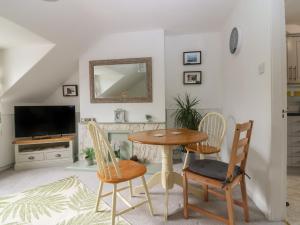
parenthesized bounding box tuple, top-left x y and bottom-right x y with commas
(188, 159, 241, 182)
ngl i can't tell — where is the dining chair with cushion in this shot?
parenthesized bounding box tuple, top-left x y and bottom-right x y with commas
(183, 112, 226, 169)
(183, 120, 253, 225)
(87, 121, 153, 225)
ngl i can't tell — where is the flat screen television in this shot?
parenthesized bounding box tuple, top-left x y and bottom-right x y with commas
(14, 106, 76, 138)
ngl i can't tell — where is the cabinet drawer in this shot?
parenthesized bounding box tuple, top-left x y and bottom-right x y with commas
(45, 151, 71, 160)
(288, 116, 300, 123)
(288, 157, 294, 166)
(293, 128, 300, 136)
(288, 137, 300, 146)
(288, 117, 300, 136)
(288, 127, 300, 136)
(17, 152, 44, 162)
(293, 147, 300, 156)
(287, 126, 300, 136)
(293, 157, 300, 166)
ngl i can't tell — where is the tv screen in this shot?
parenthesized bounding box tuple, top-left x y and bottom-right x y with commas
(15, 106, 76, 138)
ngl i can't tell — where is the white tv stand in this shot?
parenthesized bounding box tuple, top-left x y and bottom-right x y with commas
(13, 135, 74, 170)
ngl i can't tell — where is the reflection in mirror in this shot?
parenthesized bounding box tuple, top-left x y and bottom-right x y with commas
(94, 63, 147, 98)
(89, 58, 152, 103)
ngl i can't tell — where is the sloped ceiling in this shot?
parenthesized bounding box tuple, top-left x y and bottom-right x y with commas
(0, 17, 54, 98)
(0, 0, 237, 103)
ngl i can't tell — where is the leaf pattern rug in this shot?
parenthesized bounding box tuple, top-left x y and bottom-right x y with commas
(0, 176, 130, 225)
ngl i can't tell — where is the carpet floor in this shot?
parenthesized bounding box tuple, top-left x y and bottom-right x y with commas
(0, 164, 286, 225)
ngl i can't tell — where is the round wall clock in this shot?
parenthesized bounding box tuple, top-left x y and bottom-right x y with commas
(229, 27, 240, 54)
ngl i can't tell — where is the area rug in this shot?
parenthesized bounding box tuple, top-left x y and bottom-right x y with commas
(0, 176, 130, 225)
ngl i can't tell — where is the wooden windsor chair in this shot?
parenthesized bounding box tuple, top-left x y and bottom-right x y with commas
(183, 120, 254, 225)
(87, 122, 154, 225)
(183, 112, 226, 169)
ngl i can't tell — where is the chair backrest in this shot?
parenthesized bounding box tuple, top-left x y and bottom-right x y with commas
(87, 121, 121, 180)
(198, 112, 226, 150)
(226, 120, 254, 181)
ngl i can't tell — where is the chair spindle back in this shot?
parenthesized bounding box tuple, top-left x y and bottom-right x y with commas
(198, 112, 226, 151)
(87, 121, 121, 180)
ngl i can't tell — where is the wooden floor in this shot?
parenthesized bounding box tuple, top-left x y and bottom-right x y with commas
(287, 167, 300, 225)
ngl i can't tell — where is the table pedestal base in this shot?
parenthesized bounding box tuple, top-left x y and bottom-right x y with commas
(133, 146, 202, 220)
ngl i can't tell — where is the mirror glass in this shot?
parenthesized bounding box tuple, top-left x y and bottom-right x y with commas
(89, 58, 152, 103)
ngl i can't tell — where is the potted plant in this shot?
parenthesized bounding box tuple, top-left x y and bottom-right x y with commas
(145, 114, 153, 122)
(82, 147, 95, 166)
(173, 93, 202, 164)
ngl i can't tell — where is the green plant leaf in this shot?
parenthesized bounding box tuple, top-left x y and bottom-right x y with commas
(173, 93, 202, 130)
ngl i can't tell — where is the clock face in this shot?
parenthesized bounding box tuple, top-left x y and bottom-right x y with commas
(229, 27, 239, 54)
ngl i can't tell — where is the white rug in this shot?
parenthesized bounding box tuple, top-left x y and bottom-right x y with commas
(0, 176, 129, 225)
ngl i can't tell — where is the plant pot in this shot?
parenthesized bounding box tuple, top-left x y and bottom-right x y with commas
(181, 152, 197, 165)
(85, 158, 94, 166)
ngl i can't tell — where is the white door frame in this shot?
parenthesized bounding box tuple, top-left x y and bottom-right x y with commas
(269, 0, 287, 220)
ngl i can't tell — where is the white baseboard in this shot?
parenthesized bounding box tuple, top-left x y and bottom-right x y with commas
(14, 159, 73, 171)
(0, 163, 13, 172)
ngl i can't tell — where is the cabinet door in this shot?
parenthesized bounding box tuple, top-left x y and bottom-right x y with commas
(287, 37, 297, 83)
(297, 40, 300, 82)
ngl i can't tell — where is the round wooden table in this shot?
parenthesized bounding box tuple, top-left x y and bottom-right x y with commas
(128, 128, 208, 220)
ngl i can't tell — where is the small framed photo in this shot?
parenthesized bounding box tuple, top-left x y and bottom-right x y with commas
(63, 85, 78, 97)
(183, 71, 202, 85)
(114, 109, 126, 123)
(183, 51, 201, 65)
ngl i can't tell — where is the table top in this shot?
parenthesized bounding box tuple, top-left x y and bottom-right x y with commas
(128, 128, 207, 146)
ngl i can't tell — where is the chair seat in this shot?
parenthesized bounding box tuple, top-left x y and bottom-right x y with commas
(188, 159, 241, 182)
(97, 160, 147, 184)
(186, 143, 220, 154)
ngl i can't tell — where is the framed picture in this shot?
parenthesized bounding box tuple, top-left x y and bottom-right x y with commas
(183, 71, 202, 85)
(63, 85, 78, 97)
(183, 51, 201, 65)
(114, 109, 126, 123)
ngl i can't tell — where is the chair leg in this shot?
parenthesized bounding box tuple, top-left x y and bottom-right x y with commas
(183, 172, 189, 219)
(111, 184, 117, 225)
(203, 184, 208, 202)
(225, 186, 235, 225)
(95, 181, 103, 212)
(183, 151, 190, 169)
(141, 176, 154, 216)
(240, 176, 250, 222)
(128, 180, 133, 198)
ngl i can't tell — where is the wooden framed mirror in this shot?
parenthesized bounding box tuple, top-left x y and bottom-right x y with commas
(89, 57, 152, 103)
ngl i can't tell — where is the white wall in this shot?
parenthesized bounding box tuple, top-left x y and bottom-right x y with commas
(44, 71, 80, 112)
(0, 50, 3, 92)
(165, 33, 223, 110)
(221, 0, 285, 220)
(79, 30, 165, 122)
(0, 71, 80, 170)
(0, 16, 54, 99)
(0, 44, 54, 96)
(286, 24, 300, 34)
(0, 102, 14, 170)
